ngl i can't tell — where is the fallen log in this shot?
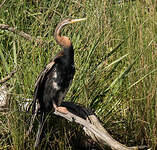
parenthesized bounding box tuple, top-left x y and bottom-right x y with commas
(0, 84, 148, 149)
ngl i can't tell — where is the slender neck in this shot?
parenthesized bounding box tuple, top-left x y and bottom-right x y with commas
(54, 21, 65, 39)
(54, 21, 72, 48)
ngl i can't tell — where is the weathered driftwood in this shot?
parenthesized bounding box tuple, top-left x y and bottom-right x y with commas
(54, 102, 148, 150)
(0, 70, 16, 111)
(25, 101, 148, 150)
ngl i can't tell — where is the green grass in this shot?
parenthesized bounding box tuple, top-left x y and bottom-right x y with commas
(0, 0, 157, 149)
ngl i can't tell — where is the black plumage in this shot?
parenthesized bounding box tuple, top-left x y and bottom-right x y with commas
(29, 18, 86, 148)
(32, 47, 75, 147)
(33, 46, 75, 114)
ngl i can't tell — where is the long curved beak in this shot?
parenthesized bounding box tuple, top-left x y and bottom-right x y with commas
(70, 18, 87, 24)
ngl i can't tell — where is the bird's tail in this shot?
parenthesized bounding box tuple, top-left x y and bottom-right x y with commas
(25, 101, 40, 139)
(26, 96, 37, 114)
(34, 112, 45, 148)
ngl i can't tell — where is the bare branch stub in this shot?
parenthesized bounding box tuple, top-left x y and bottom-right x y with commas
(0, 0, 6, 9)
(0, 83, 10, 111)
(0, 24, 43, 45)
(0, 70, 17, 84)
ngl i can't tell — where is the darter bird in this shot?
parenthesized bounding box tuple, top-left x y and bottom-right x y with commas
(28, 18, 86, 148)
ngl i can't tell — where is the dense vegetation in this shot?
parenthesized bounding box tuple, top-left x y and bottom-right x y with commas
(0, 0, 156, 149)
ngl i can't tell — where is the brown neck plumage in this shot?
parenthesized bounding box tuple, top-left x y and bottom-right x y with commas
(54, 20, 72, 48)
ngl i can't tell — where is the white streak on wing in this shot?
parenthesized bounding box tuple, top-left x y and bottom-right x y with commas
(46, 61, 55, 69)
(53, 81, 60, 90)
(53, 72, 57, 78)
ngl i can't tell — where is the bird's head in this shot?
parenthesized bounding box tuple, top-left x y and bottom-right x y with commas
(54, 18, 87, 48)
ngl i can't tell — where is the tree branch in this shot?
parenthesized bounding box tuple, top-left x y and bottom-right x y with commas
(54, 102, 148, 150)
(0, 24, 43, 45)
(2, 97, 148, 149)
(0, 70, 17, 84)
(0, 0, 6, 9)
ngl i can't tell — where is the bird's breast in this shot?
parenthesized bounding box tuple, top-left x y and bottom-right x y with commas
(40, 63, 75, 112)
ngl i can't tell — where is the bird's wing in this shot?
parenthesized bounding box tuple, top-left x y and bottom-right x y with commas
(34, 112, 45, 148)
(34, 49, 64, 87)
(32, 61, 55, 113)
(32, 50, 64, 113)
(34, 61, 55, 88)
(34, 50, 64, 95)
(27, 60, 56, 135)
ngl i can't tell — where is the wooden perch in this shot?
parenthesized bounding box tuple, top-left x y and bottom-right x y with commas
(0, 24, 43, 45)
(54, 102, 148, 150)
(25, 101, 148, 150)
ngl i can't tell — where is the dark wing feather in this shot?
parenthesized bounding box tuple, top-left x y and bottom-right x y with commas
(34, 61, 55, 88)
(32, 50, 64, 114)
(34, 50, 64, 89)
(26, 60, 56, 139)
(32, 61, 55, 114)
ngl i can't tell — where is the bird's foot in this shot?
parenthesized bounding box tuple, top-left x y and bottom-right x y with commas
(53, 102, 68, 114)
(55, 106, 68, 114)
